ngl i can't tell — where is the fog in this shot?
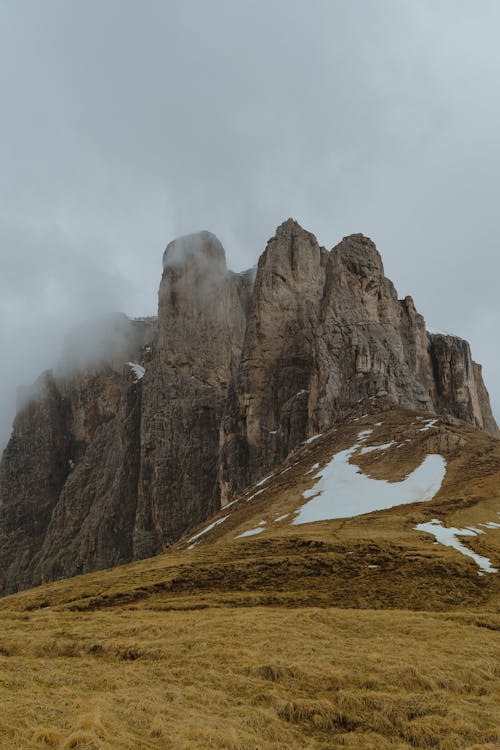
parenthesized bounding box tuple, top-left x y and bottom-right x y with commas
(1, 1, 499, 446)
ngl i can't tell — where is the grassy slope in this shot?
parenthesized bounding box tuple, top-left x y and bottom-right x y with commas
(0, 407, 499, 749)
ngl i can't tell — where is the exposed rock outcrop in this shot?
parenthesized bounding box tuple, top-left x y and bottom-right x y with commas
(219, 220, 329, 502)
(0, 221, 496, 594)
(428, 333, 497, 434)
(220, 226, 497, 499)
(133, 231, 252, 557)
(0, 315, 154, 592)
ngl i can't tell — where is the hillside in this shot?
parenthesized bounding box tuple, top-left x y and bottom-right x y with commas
(4, 405, 499, 614)
(0, 405, 498, 749)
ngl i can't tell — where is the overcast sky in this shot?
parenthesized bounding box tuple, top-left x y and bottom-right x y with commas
(1, 0, 499, 444)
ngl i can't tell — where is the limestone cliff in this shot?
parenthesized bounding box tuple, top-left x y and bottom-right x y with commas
(0, 221, 497, 594)
(133, 231, 252, 558)
(220, 222, 497, 498)
(0, 314, 155, 591)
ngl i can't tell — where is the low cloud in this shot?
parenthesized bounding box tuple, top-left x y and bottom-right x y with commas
(1, 0, 499, 445)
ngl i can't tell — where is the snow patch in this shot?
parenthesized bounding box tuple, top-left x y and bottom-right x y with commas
(236, 524, 266, 538)
(415, 519, 497, 574)
(293, 430, 446, 525)
(247, 488, 265, 502)
(304, 433, 322, 445)
(275, 513, 290, 523)
(255, 473, 273, 488)
(224, 497, 241, 509)
(358, 441, 396, 455)
(306, 462, 320, 474)
(419, 419, 438, 432)
(357, 429, 373, 442)
(128, 362, 145, 382)
(187, 515, 229, 549)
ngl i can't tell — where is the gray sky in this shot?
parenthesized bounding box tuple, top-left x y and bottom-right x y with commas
(1, 0, 499, 445)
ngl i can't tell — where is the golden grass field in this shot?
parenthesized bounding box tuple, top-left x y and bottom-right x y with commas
(0, 605, 498, 749)
(0, 408, 499, 749)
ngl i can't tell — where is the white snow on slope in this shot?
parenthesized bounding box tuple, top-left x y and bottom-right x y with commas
(236, 520, 266, 538)
(419, 419, 438, 432)
(187, 515, 229, 549)
(293, 430, 446, 525)
(275, 513, 290, 522)
(357, 429, 373, 441)
(224, 497, 241, 509)
(304, 433, 322, 445)
(255, 473, 273, 488)
(415, 519, 498, 573)
(128, 362, 145, 381)
(247, 488, 265, 502)
(358, 441, 396, 455)
(306, 462, 320, 474)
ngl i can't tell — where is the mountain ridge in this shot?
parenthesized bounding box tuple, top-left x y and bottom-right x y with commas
(0, 219, 497, 595)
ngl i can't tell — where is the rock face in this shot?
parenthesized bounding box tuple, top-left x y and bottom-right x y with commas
(220, 221, 329, 502)
(133, 232, 252, 558)
(0, 221, 497, 594)
(0, 314, 156, 592)
(220, 223, 497, 498)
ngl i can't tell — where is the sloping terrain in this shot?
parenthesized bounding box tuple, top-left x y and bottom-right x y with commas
(0, 406, 498, 749)
(4, 405, 499, 614)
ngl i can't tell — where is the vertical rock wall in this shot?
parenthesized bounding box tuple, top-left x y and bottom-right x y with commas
(0, 221, 497, 594)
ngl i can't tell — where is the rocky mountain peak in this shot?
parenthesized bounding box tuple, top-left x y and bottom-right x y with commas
(274, 217, 317, 240)
(331, 233, 384, 279)
(157, 231, 249, 384)
(257, 218, 327, 290)
(0, 219, 497, 595)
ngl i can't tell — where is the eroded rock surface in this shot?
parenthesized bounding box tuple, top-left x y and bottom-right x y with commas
(133, 231, 252, 558)
(0, 222, 496, 594)
(220, 225, 497, 499)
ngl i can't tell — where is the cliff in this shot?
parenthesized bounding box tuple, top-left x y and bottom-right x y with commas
(0, 221, 496, 593)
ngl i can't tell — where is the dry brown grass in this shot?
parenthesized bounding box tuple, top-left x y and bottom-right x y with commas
(0, 605, 498, 749)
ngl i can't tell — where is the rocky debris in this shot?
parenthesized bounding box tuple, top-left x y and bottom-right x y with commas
(0, 221, 497, 594)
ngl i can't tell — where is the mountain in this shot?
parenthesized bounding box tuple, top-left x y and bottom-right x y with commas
(0, 220, 497, 595)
